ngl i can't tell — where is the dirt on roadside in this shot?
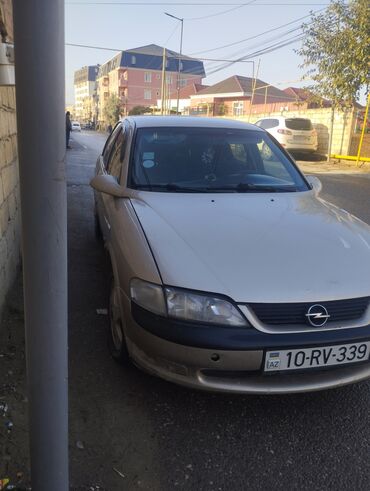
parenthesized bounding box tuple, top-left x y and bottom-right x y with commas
(0, 272, 30, 490)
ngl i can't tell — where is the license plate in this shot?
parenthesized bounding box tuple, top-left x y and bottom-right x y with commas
(264, 342, 370, 372)
(293, 135, 309, 141)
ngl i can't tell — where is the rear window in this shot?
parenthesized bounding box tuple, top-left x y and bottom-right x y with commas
(285, 118, 313, 131)
(257, 119, 279, 130)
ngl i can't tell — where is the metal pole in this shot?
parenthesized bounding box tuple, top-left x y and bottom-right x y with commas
(327, 105, 335, 162)
(248, 58, 260, 122)
(356, 93, 370, 165)
(160, 47, 166, 115)
(264, 86, 268, 115)
(13, 0, 69, 489)
(176, 18, 184, 114)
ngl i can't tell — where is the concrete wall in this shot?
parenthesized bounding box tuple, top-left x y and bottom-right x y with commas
(0, 87, 20, 311)
(230, 107, 355, 155)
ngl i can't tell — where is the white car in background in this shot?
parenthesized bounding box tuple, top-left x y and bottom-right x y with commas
(255, 117, 318, 154)
(72, 121, 81, 132)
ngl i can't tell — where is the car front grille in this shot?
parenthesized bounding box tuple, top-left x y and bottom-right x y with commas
(248, 297, 370, 326)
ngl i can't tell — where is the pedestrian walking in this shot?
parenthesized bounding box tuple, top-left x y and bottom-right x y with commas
(107, 123, 113, 134)
(66, 111, 72, 149)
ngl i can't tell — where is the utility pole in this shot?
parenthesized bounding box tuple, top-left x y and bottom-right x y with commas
(13, 0, 69, 489)
(161, 47, 166, 115)
(248, 58, 260, 122)
(165, 12, 184, 115)
(356, 93, 370, 165)
(327, 105, 335, 162)
(264, 86, 268, 115)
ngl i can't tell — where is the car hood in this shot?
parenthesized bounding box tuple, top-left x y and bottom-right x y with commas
(130, 191, 370, 303)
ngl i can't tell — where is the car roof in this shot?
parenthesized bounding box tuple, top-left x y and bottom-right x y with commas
(123, 116, 263, 131)
(257, 116, 312, 122)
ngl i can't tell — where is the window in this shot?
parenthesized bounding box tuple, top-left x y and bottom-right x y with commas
(144, 90, 152, 100)
(131, 55, 136, 65)
(285, 118, 313, 130)
(102, 123, 122, 168)
(129, 127, 308, 193)
(233, 101, 244, 116)
(256, 119, 279, 129)
(107, 130, 125, 179)
(179, 78, 187, 87)
(156, 74, 161, 79)
(144, 72, 152, 83)
(166, 75, 172, 84)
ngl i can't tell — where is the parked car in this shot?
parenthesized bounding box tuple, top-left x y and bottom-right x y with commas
(72, 121, 81, 132)
(255, 116, 318, 153)
(91, 116, 370, 394)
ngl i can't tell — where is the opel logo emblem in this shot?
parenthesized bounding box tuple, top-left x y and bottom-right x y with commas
(305, 304, 330, 327)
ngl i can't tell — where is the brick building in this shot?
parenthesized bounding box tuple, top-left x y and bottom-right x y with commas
(190, 75, 297, 117)
(0, 0, 20, 312)
(96, 44, 205, 123)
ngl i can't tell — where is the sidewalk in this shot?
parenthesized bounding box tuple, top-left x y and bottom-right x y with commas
(296, 158, 370, 175)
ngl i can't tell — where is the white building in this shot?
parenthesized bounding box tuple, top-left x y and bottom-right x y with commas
(74, 65, 99, 122)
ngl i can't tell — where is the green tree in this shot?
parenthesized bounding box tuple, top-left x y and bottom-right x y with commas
(128, 105, 152, 115)
(103, 94, 123, 125)
(297, 0, 369, 107)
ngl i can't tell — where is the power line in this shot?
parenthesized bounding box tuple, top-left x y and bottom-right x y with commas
(184, 0, 256, 21)
(66, 42, 271, 64)
(66, 2, 330, 5)
(163, 21, 180, 46)
(203, 24, 304, 64)
(66, 42, 121, 51)
(190, 9, 323, 55)
(205, 33, 304, 76)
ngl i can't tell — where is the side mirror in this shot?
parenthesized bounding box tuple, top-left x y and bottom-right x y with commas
(90, 174, 127, 198)
(306, 175, 322, 194)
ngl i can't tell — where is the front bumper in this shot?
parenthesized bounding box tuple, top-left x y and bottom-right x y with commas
(126, 305, 370, 394)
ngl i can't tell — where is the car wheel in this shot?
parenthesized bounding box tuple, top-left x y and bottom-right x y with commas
(108, 278, 130, 364)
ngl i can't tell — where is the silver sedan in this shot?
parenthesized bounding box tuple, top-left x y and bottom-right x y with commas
(91, 116, 370, 394)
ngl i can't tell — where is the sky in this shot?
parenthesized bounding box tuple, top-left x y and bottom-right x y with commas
(65, 0, 332, 105)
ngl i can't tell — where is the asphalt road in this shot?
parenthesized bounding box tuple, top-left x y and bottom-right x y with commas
(67, 131, 370, 490)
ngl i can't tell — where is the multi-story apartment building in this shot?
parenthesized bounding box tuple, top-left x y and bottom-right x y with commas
(96, 44, 205, 123)
(74, 65, 99, 122)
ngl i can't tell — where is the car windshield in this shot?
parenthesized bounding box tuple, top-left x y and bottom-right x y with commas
(129, 127, 309, 193)
(285, 118, 313, 131)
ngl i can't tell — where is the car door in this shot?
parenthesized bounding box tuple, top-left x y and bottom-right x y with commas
(99, 127, 125, 240)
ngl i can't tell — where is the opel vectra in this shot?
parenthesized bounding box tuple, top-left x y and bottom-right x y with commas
(91, 116, 370, 394)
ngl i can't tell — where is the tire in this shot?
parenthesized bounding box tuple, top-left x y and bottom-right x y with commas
(107, 277, 130, 365)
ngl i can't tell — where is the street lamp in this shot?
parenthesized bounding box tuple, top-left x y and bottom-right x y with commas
(164, 12, 183, 115)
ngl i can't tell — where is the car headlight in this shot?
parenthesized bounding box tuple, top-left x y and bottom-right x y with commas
(165, 287, 247, 326)
(130, 280, 248, 327)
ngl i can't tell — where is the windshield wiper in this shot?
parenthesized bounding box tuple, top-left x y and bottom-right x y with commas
(134, 183, 297, 193)
(204, 183, 297, 193)
(133, 183, 208, 193)
(236, 183, 297, 192)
